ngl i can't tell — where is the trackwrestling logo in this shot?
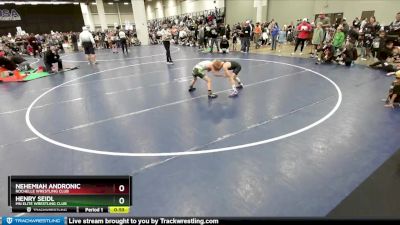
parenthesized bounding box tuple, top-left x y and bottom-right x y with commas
(2, 217, 65, 225)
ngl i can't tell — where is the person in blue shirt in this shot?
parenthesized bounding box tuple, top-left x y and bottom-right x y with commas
(270, 22, 280, 50)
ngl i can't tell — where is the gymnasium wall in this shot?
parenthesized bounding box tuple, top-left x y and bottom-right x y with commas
(163, 0, 181, 17)
(267, 0, 315, 26)
(89, 2, 134, 29)
(0, 4, 84, 35)
(180, 0, 224, 15)
(225, 0, 256, 26)
(312, 0, 399, 25)
(145, 0, 225, 20)
(267, 0, 399, 27)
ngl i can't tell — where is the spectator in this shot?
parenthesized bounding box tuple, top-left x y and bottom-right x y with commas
(384, 71, 400, 108)
(315, 13, 331, 41)
(277, 25, 286, 52)
(9, 55, 31, 71)
(336, 41, 358, 66)
(369, 40, 394, 69)
(342, 18, 350, 36)
(372, 30, 387, 58)
(292, 18, 312, 55)
(209, 25, 219, 53)
(131, 33, 141, 46)
(316, 42, 335, 64)
(333, 25, 345, 51)
(254, 23, 262, 49)
(111, 33, 118, 53)
(232, 29, 238, 51)
(219, 35, 229, 53)
(388, 12, 400, 36)
(348, 26, 359, 44)
(241, 21, 251, 53)
(316, 13, 331, 30)
(287, 21, 295, 43)
(361, 16, 380, 60)
(0, 56, 17, 71)
(218, 23, 226, 38)
(360, 17, 368, 31)
(70, 32, 78, 52)
(261, 25, 269, 46)
(388, 12, 400, 46)
(197, 25, 205, 50)
(353, 17, 361, 29)
(311, 22, 324, 58)
(28, 34, 41, 58)
(270, 22, 279, 51)
(226, 24, 231, 40)
(44, 46, 63, 73)
(204, 25, 211, 50)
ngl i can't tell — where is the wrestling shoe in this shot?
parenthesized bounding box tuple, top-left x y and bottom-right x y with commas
(386, 72, 395, 77)
(229, 90, 239, 97)
(188, 87, 196, 92)
(208, 93, 218, 98)
(236, 84, 244, 89)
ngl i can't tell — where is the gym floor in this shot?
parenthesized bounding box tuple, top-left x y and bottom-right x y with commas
(0, 45, 399, 217)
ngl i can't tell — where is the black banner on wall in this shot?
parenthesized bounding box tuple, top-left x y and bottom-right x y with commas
(0, 4, 84, 35)
(0, 9, 21, 21)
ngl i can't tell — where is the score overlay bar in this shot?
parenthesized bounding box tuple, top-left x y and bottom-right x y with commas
(8, 176, 132, 213)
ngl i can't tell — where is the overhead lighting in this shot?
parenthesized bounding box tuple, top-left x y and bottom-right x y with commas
(15, 2, 25, 5)
(73, 2, 79, 5)
(124, 2, 129, 5)
(31, 2, 38, 5)
(91, 2, 97, 5)
(108, 2, 114, 4)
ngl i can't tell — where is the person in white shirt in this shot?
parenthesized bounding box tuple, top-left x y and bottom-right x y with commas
(360, 18, 368, 31)
(79, 26, 97, 64)
(118, 29, 128, 54)
(161, 24, 173, 64)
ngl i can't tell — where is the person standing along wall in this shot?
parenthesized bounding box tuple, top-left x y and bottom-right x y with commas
(209, 25, 220, 53)
(241, 21, 251, 53)
(254, 23, 262, 49)
(292, 18, 312, 55)
(311, 22, 324, 58)
(270, 22, 279, 51)
(70, 32, 78, 52)
(198, 25, 205, 50)
(315, 13, 331, 42)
